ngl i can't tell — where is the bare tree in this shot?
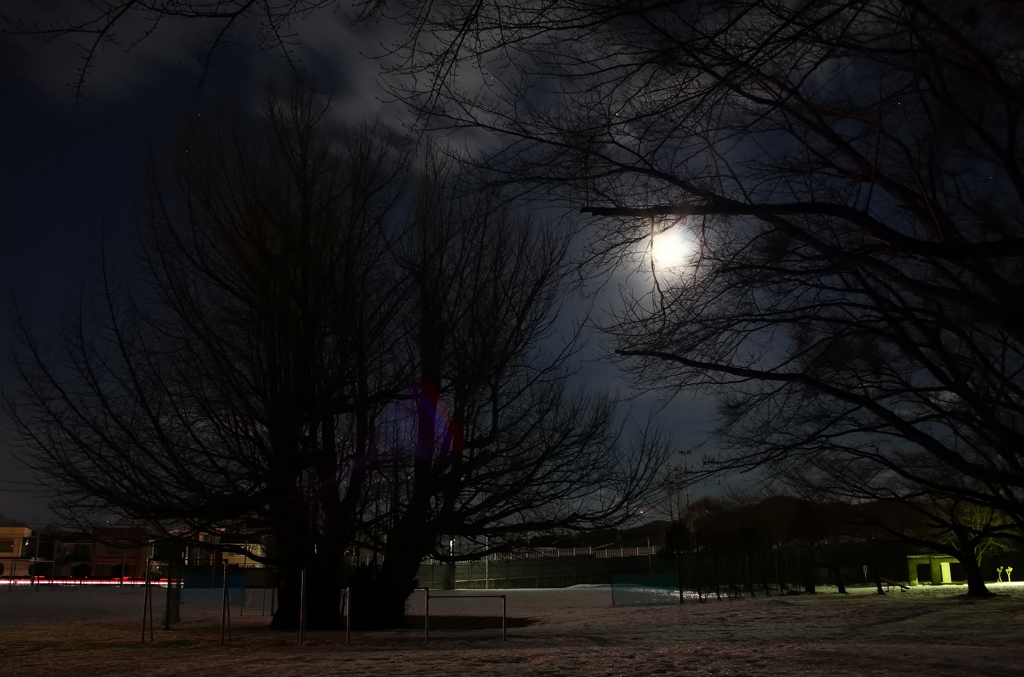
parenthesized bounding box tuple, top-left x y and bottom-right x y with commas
(911, 498, 1015, 596)
(369, 1, 1024, 528)
(347, 150, 665, 627)
(6, 85, 665, 628)
(350, 0, 1024, 564)
(22, 0, 1022, 603)
(7, 87, 407, 628)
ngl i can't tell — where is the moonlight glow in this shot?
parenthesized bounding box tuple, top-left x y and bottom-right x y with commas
(650, 228, 694, 270)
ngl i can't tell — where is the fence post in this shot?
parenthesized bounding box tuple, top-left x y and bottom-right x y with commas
(299, 567, 307, 645)
(164, 561, 173, 630)
(676, 543, 685, 605)
(502, 594, 506, 641)
(141, 562, 152, 643)
(423, 587, 430, 644)
(344, 586, 351, 645)
(221, 559, 231, 646)
(147, 559, 155, 640)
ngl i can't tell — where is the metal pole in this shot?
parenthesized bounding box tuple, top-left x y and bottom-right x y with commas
(147, 558, 155, 643)
(225, 563, 232, 642)
(344, 586, 350, 645)
(221, 560, 229, 646)
(141, 563, 151, 643)
(33, 534, 40, 590)
(176, 564, 183, 614)
(299, 567, 307, 646)
(501, 595, 506, 641)
(164, 561, 173, 631)
(676, 543, 685, 605)
(423, 587, 430, 644)
(120, 546, 126, 587)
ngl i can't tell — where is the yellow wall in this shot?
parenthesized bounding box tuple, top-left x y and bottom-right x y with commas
(907, 555, 959, 585)
(0, 527, 32, 559)
(223, 543, 266, 568)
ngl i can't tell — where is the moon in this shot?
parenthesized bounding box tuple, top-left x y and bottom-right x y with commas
(650, 228, 693, 270)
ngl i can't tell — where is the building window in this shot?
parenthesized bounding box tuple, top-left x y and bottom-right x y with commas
(0, 540, 14, 554)
(65, 544, 91, 560)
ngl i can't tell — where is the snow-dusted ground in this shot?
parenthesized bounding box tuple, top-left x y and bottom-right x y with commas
(2, 583, 1023, 675)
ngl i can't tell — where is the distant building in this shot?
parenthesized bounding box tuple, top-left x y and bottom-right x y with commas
(85, 527, 153, 579)
(2, 523, 267, 582)
(186, 530, 265, 568)
(53, 536, 93, 578)
(0, 526, 35, 577)
(907, 554, 960, 586)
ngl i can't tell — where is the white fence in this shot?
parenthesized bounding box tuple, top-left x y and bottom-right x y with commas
(418, 545, 660, 564)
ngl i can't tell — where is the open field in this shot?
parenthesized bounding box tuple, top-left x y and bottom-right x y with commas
(2, 583, 1023, 675)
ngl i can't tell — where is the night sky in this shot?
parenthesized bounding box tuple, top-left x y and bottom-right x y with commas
(0, 5, 713, 524)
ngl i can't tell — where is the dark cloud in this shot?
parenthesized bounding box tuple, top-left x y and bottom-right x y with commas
(0, 5, 393, 523)
(0, 4, 713, 523)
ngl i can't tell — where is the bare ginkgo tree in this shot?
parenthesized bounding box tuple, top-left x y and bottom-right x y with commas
(9, 88, 408, 627)
(5, 85, 665, 628)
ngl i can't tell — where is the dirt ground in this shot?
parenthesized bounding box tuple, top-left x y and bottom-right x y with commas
(1, 583, 1023, 676)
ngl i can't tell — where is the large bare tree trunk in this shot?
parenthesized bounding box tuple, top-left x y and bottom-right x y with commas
(962, 556, 992, 598)
(830, 565, 847, 594)
(347, 537, 428, 629)
(271, 560, 344, 630)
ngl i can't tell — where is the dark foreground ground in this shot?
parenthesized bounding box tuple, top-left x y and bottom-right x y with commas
(1, 583, 1022, 675)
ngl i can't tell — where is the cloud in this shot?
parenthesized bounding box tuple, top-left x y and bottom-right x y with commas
(4, 3, 389, 108)
(5, 2, 206, 102)
(5, 2, 503, 159)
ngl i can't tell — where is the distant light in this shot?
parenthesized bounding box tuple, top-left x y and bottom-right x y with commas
(0, 578, 178, 588)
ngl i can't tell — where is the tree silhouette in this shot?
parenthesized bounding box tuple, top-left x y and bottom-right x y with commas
(18, 0, 1024, 602)
(380, 0, 1024, 531)
(6, 86, 664, 628)
(9, 88, 405, 628)
(352, 0, 1024, 532)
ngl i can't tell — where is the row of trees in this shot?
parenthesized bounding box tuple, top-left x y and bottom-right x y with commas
(5, 89, 664, 628)
(669, 493, 1017, 597)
